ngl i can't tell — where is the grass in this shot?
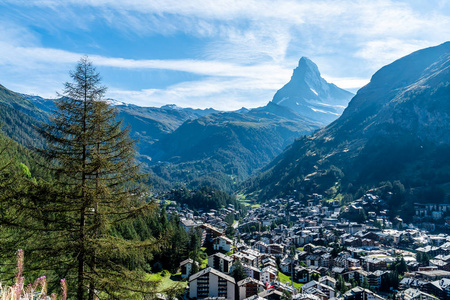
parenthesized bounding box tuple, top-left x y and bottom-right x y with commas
(147, 271, 188, 291)
(297, 246, 304, 251)
(278, 271, 303, 290)
(324, 192, 343, 203)
(238, 197, 261, 209)
(200, 248, 209, 269)
(200, 258, 208, 269)
(236, 193, 248, 201)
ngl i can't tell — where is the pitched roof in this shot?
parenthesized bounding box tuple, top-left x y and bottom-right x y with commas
(189, 267, 235, 283)
(237, 277, 264, 287)
(179, 258, 194, 266)
(209, 252, 233, 261)
(343, 287, 384, 300)
(399, 288, 439, 300)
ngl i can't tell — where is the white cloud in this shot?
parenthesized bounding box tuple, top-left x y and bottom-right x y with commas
(12, 0, 449, 63)
(354, 39, 434, 67)
(108, 77, 278, 110)
(0, 0, 449, 109)
(0, 42, 291, 109)
(322, 76, 369, 90)
(0, 42, 290, 81)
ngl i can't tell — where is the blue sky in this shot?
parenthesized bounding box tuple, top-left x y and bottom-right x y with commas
(0, 0, 449, 110)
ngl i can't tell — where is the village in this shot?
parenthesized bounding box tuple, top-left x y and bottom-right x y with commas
(161, 193, 450, 300)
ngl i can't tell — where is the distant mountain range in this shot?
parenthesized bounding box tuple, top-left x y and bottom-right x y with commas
(0, 57, 354, 191)
(244, 42, 450, 210)
(147, 103, 319, 190)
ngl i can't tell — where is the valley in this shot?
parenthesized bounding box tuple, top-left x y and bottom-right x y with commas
(1, 41, 450, 300)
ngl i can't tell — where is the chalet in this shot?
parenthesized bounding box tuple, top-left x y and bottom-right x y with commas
(261, 266, 277, 284)
(208, 253, 233, 274)
(334, 253, 352, 269)
(416, 245, 446, 257)
(422, 278, 450, 299)
(342, 269, 362, 282)
(318, 276, 337, 289)
(306, 254, 320, 267)
(347, 257, 361, 268)
(268, 281, 295, 295)
(293, 266, 312, 283)
(292, 294, 321, 300)
(416, 269, 450, 281)
(399, 278, 427, 290)
(257, 289, 283, 300)
(200, 223, 225, 244)
(180, 218, 198, 232)
(343, 237, 362, 247)
(189, 267, 236, 300)
(397, 288, 439, 300)
(364, 257, 387, 272)
(241, 249, 262, 266)
(242, 264, 262, 281)
(254, 241, 268, 254)
(267, 244, 283, 257)
(429, 259, 450, 271)
(237, 277, 264, 300)
(301, 280, 336, 299)
(232, 252, 258, 268)
(362, 232, 381, 241)
(331, 267, 345, 277)
(280, 256, 295, 274)
(214, 236, 233, 252)
(342, 287, 384, 300)
(367, 270, 390, 289)
(261, 256, 277, 269)
(180, 258, 199, 279)
(320, 253, 333, 268)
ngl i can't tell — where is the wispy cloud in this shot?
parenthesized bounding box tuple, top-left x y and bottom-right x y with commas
(0, 42, 290, 81)
(355, 39, 433, 67)
(0, 42, 293, 108)
(0, 0, 449, 109)
(108, 77, 280, 110)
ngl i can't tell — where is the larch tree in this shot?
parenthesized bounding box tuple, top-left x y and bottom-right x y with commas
(37, 56, 160, 299)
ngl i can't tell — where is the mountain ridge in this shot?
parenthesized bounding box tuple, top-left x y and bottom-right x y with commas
(243, 42, 450, 208)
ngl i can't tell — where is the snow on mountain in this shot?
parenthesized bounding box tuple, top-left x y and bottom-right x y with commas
(271, 57, 354, 125)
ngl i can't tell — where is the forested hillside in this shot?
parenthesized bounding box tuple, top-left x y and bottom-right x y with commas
(0, 59, 208, 299)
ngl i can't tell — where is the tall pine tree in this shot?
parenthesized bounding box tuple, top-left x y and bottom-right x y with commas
(37, 56, 159, 299)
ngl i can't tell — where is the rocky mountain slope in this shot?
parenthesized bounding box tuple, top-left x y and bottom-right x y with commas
(244, 42, 450, 201)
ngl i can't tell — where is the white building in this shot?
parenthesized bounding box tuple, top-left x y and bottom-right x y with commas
(189, 267, 236, 300)
(213, 236, 233, 252)
(179, 258, 198, 279)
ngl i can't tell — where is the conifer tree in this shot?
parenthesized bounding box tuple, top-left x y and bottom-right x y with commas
(36, 56, 158, 299)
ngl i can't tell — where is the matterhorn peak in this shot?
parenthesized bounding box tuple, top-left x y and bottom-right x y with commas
(297, 57, 320, 74)
(290, 57, 322, 83)
(271, 57, 353, 125)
